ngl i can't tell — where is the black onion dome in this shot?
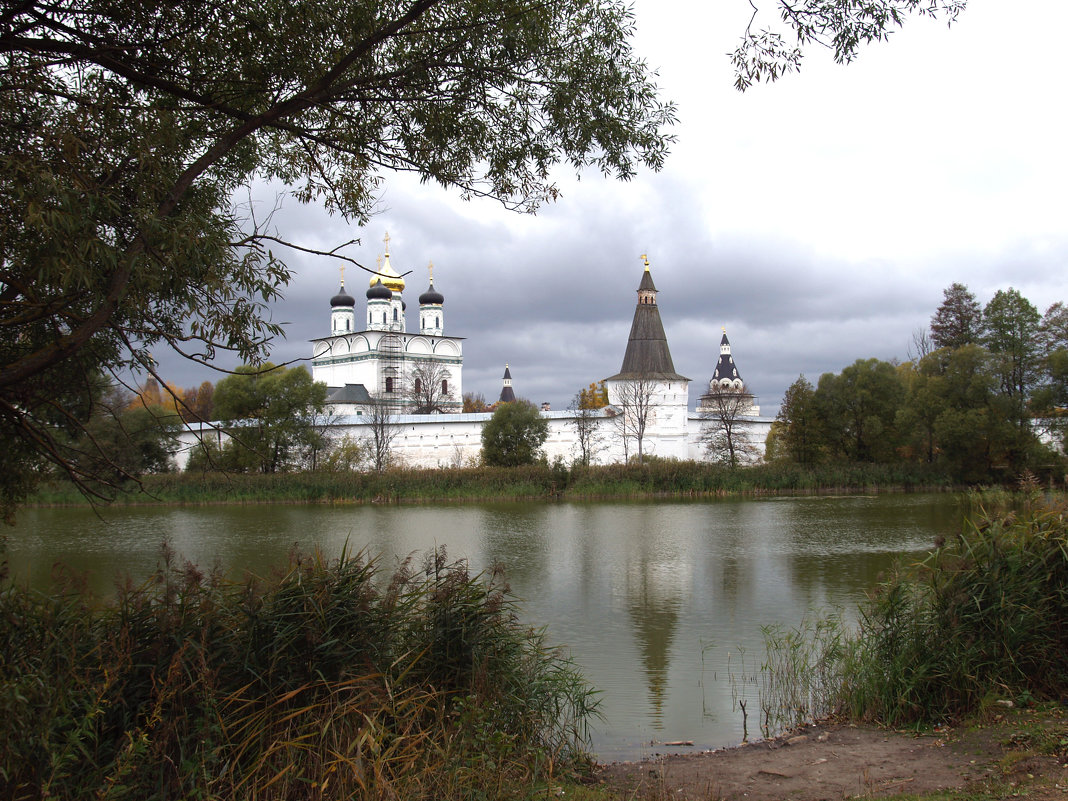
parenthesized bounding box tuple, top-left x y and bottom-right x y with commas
(331, 283, 356, 307)
(419, 281, 444, 305)
(366, 279, 391, 300)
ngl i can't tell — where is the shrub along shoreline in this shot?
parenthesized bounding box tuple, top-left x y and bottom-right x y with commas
(1, 546, 598, 800)
(756, 489, 1068, 736)
(29, 460, 966, 507)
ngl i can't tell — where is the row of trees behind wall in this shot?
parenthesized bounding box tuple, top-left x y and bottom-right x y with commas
(770, 284, 1068, 482)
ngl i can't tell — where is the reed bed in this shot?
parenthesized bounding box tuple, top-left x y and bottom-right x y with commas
(30, 461, 958, 508)
(839, 490, 1068, 724)
(0, 546, 597, 800)
(754, 490, 1068, 731)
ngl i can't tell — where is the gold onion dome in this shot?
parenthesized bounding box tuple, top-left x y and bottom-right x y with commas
(368, 233, 405, 293)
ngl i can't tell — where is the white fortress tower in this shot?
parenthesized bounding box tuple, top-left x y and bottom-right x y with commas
(604, 256, 691, 459)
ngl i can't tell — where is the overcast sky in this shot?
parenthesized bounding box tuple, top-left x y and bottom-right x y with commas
(161, 1, 1068, 415)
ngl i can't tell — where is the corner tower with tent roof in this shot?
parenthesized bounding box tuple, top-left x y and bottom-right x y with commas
(699, 327, 760, 415)
(311, 231, 464, 415)
(604, 256, 691, 459)
(498, 364, 516, 403)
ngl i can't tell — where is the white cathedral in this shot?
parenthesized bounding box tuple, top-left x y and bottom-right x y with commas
(173, 237, 773, 469)
(311, 233, 464, 414)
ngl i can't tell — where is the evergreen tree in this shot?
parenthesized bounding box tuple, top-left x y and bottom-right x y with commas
(1038, 302, 1068, 356)
(928, 345, 1018, 482)
(773, 375, 821, 464)
(930, 282, 983, 350)
(1031, 302, 1068, 450)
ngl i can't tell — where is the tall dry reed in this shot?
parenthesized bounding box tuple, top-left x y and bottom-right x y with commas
(0, 544, 596, 800)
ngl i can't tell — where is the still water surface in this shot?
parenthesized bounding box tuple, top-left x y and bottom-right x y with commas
(5, 493, 960, 759)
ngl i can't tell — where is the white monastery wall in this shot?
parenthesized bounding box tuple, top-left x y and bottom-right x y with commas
(173, 410, 775, 472)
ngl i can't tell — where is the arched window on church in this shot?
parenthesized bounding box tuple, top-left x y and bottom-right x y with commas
(414, 378, 422, 394)
(393, 308, 398, 322)
(441, 379, 448, 395)
(385, 377, 394, 393)
(436, 315, 440, 329)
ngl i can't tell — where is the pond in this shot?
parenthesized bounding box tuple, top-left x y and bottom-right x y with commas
(3, 492, 960, 760)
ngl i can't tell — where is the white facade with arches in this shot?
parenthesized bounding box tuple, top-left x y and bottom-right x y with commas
(312, 234, 463, 413)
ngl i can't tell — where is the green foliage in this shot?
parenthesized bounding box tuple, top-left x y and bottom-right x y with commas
(319, 435, 366, 472)
(838, 496, 1068, 725)
(772, 374, 821, 464)
(730, 0, 968, 91)
(983, 288, 1042, 400)
(982, 289, 1043, 461)
(1033, 349, 1068, 451)
(481, 401, 550, 467)
(7, 382, 182, 511)
(779, 285, 1066, 481)
(0, 0, 675, 513)
(29, 459, 960, 508)
(211, 364, 329, 473)
(751, 493, 1068, 735)
(0, 546, 597, 799)
(183, 437, 224, 473)
(72, 404, 181, 482)
(897, 346, 1018, 481)
(814, 358, 904, 462)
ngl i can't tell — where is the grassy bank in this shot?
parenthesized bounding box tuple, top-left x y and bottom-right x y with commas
(29, 460, 961, 507)
(756, 489, 1068, 735)
(0, 546, 596, 800)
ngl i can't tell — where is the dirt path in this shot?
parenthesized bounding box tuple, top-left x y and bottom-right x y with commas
(596, 709, 1068, 800)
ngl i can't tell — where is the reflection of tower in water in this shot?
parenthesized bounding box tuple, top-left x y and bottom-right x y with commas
(626, 585, 681, 729)
(622, 514, 692, 730)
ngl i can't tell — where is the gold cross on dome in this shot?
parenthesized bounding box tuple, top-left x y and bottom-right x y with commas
(427, 260, 434, 282)
(640, 253, 649, 268)
(339, 264, 345, 285)
(383, 231, 391, 255)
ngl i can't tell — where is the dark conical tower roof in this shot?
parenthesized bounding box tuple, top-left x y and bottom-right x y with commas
(606, 263, 689, 382)
(710, 330, 742, 384)
(498, 363, 516, 403)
